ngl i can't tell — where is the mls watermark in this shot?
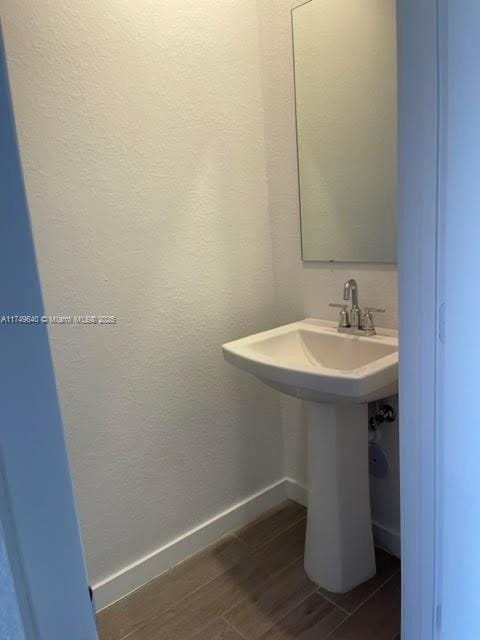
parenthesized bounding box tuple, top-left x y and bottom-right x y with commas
(0, 315, 117, 325)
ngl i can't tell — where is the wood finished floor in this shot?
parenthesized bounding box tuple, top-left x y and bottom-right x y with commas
(98, 501, 400, 640)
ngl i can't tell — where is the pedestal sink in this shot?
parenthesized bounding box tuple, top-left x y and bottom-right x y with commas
(222, 318, 398, 593)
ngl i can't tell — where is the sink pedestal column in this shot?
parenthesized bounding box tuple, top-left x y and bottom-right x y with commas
(304, 401, 376, 593)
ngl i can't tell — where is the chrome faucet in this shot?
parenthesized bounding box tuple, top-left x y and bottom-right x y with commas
(329, 279, 385, 336)
(343, 278, 361, 328)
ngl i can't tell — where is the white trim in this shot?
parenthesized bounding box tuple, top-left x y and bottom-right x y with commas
(285, 477, 308, 507)
(397, 1, 440, 638)
(372, 522, 401, 560)
(94, 478, 288, 611)
(434, 2, 480, 636)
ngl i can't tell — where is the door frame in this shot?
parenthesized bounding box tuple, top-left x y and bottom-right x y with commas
(0, 25, 98, 640)
(397, 0, 442, 638)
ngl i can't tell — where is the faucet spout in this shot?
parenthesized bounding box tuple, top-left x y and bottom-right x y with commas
(343, 279, 359, 307)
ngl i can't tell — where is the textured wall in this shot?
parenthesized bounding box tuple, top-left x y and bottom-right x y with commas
(2, 0, 284, 586)
(256, 0, 400, 536)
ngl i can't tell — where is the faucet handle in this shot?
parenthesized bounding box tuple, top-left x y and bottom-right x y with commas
(329, 303, 349, 328)
(364, 307, 386, 314)
(362, 307, 385, 333)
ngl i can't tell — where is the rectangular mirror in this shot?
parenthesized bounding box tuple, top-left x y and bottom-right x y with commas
(292, 0, 397, 262)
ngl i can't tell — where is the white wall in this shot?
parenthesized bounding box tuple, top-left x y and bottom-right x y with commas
(2, 0, 284, 591)
(256, 0, 399, 538)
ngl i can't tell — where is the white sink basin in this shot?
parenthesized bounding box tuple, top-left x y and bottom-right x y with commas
(222, 319, 398, 404)
(222, 318, 399, 594)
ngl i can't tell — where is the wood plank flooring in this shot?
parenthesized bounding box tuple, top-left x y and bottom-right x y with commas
(98, 501, 400, 640)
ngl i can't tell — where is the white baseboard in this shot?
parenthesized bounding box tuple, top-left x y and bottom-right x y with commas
(93, 478, 289, 611)
(285, 477, 308, 507)
(372, 521, 401, 559)
(93, 476, 401, 611)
